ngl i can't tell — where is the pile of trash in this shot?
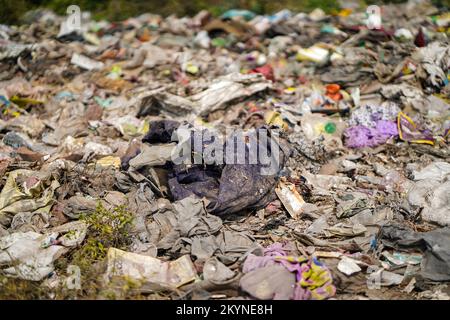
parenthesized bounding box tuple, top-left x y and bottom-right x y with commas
(0, 0, 449, 300)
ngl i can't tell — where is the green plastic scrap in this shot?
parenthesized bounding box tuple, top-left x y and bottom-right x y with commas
(94, 96, 113, 108)
(9, 96, 44, 108)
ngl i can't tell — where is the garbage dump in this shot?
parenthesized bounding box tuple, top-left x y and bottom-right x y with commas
(0, 0, 450, 301)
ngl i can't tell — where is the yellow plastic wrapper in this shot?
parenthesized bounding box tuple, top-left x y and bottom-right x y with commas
(96, 156, 121, 169)
(264, 111, 288, 130)
(296, 45, 329, 64)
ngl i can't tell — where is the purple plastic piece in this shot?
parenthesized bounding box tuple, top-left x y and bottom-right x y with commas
(344, 120, 398, 148)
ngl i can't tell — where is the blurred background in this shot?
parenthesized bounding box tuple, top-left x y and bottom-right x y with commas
(1, 0, 449, 25)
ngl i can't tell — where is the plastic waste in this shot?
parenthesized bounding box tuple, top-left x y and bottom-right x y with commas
(70, 53, 104, 71)
(104, 248, 197, 288)
(221, 9, 256, 22)
(301, 113, 346, 145)
(275, 179, 305, 219)
(296, 45, 329, 64)
(337, 256, 362, 276)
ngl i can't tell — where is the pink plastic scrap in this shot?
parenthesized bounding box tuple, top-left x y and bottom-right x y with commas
(397, 112, 434, 145)
(242, 242, 336, 300)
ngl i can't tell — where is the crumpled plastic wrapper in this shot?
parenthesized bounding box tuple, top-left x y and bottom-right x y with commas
(0, 169, 60, 227)
(241, 242, 336, 300)
(0, 231, 67, 281)
(104, 247, 197, 288)
(413, 41, 450, 90)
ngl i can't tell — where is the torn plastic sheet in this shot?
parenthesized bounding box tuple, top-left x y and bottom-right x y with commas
(275, 180, 305, 219)
(0, 169, 60, 227)
(146, 196, 223, 250)
(62, 195, 97, 219)
(141, 121, 290, 216)
(406, 175, 450, 227)
(240, 264, 296, 300)
(241, 242, 336, 300)
(146, 197, 259, 264)
(104, 248, 197, 288)
(344, 103, 400, 148)
(335, 192, 374, 219)
(0, 231, 68, 281)
(412, 162, 450, 182)
(105, 115, 148, 137)
(203, 257, 236, 283)
(397, 112, 434, 145)
(190, 73, 272, 116)
(379, 225, 450, 281)
(167, 127, 289, 216)
(189, 230, 260, 265)
(137, 91, 197, 119)
(413, 41, 450, 89)
(70, 53, 105, 71)
(128, 143, 176, 170)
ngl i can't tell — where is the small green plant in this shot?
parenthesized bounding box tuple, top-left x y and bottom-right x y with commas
(51, 202, 134, 299)
(81, 202, 133, 252)
(68, 202, 133, 276)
